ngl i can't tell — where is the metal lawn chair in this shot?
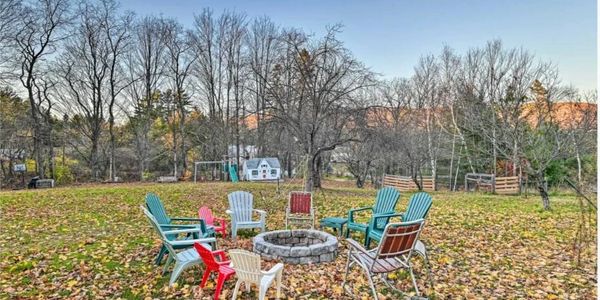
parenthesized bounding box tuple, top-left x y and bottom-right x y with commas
(343, 219, 425, 299)
(285, 191, 314, 229)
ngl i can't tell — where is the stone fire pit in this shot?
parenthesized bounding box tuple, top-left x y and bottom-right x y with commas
(253, 229, 338, 264)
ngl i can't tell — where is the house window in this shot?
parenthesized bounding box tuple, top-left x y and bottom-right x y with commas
(251, 170, 258, 176)
(270, 169, 277, 175)
(262, 169, 267, 174)
(261, 164, 268, 168)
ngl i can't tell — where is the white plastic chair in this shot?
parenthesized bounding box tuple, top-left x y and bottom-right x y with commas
(229, 249, 283, 300)
(141, 206, 216, 286)
(226, 191, 267, 239)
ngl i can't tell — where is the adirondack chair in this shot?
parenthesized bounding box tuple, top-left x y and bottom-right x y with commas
(145, 193, 213, 264)
(140, 206, 216, 286)
(229, 249, 284, 300)
(199, 206, 228, 236)
(194, 243, 236, 300)
(365, 192, 432, 248)
(226, 191, 266, 239)
(342, 219, 426, 299)
(285, 191, 314, 229)
(345, 187, 400, 244)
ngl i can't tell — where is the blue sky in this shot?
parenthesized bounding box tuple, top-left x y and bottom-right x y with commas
(120, 0, 597, 90)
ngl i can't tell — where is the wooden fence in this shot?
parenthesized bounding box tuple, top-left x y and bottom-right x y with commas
(382, 174, 435, 192)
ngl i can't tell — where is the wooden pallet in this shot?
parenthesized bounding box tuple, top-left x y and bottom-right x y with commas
(382, 174, 435, 192)
(494, 176, 520, 195)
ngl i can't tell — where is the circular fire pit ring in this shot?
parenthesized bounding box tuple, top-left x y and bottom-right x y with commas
(253, 229, 338, 264)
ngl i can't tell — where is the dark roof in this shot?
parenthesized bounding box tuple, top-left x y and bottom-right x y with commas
(245, 157, 280, 169)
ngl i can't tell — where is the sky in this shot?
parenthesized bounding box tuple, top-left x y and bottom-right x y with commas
(120, 0, 597, 91)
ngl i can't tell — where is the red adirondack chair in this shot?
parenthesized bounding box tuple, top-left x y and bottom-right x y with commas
(198, 206, 228, 236)
(194, 243, 235, 300)
(285, 191, 315, 229)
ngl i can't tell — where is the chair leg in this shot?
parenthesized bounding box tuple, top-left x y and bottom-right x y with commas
(200, 269, 211, 288)
(231, 225, 237, 240)
(155, 245, 167, 265)
(342, 249, 352, 290)
(169, 262, 184, 286)
(214, 272, 229, 300)
(365, 270, 379, 300)
(163, 254, 174, 275)
(408, 266, 420, 296)
(276, 269, 282, 299)
(231, 280, 241, 300)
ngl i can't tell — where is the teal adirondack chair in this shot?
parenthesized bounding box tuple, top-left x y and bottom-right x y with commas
(226, 191, 266, 239)
(145, 193, 213, 265)
(345, 187, 400, 244)
(365, 192, 432, 248)
(141, 206, 216, 286)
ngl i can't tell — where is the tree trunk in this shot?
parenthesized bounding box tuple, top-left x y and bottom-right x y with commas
(537, 173, 551, 210)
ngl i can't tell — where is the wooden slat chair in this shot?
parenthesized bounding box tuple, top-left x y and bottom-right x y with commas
(199, 206, 228, 237)
(343, 219, 425, 299)
(194, 243, 236, 300)
(345, 187, 400, 244)
(229, 249, 284, 300)
(226, 191, 267, 239)
(140, 206, 216, 286)
(145, 193, 213, 265)
(285, 191, 314, 229)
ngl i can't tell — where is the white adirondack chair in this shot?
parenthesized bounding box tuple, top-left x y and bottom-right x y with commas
(141, 206, 216, 286)
(229, 249, 284, 300)
(226, 191, 266, 239)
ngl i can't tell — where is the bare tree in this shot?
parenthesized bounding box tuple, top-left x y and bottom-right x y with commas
(265, 26, 374, 191)
(163, 18, 196, 177)
(15, 0, 71, 178)
(125, 15, 168, 180)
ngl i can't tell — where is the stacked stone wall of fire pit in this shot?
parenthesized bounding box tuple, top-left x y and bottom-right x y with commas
(253, 230, 338, 264)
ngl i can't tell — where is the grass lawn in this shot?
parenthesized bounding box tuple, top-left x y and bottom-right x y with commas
(0, 181, 596, 299)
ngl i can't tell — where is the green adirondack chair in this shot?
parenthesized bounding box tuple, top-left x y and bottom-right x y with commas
(145, 193, 213, 265)
(140, 206, 216, 286)
(365, 192, 432, 248)
(345, 187, 400, 244)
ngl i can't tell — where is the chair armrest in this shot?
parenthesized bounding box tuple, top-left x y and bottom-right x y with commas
(369, 212, 404, 230)
(170, 237, 216, 247)
(159, 224, 198, 229)
(163, 228, 202, 235)
(262, 262, 284, 275)
(171, 217, 204, 222)
(348, 206, 372, 222)
(254, 209, 267, 215)
(212, 250, 227, 261)
(346, 238, 372, 257)
(225, 209, 233, 215)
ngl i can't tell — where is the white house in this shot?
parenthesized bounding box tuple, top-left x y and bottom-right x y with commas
(242, 157, 281, 181)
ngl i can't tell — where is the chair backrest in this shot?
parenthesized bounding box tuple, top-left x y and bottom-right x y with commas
(373, 187, 400, 214)
(376, 219, 424, 261)
(145, 192, 171, 224)
(229, 249, 262, 283)
(194, 242, 220, 270)
(403, 192, 432, 222)
(140, 205, 176, 255)
(228, 191, 254, 222)
(198, 206, 215, 225)
(289, 191, 312, 214)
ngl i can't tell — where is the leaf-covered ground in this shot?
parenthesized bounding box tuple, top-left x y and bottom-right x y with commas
(0, 181, 596, 299)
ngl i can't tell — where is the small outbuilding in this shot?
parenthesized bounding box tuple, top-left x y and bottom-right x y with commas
(242, 157, 281, 181)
